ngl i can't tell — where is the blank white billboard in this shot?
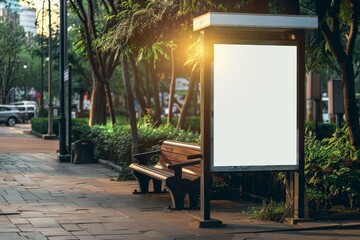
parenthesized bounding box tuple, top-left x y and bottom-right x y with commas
(212, 43, 298, 171)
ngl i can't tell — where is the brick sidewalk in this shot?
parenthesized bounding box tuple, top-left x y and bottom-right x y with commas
(0, 153, 359, 240)
(0, 126, 359, 239)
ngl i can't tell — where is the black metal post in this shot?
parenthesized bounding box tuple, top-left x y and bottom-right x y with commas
(58, 0, 69, 162)
(335, 113, 343, 138)
(312, 99, 319, 137)
(190, 28, 222, 228)
(200, 29, 212, 221)
(336, 113, 342, 129)
(295, 29, 306, 219)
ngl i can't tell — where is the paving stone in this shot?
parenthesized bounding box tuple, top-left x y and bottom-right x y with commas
(7, 216, 29, 225)
(71, 235, 96, 240)
(61, 223, 82, 231)
(19, 211, 45, 218)
(93, 235, 129, 239)
(0, 227, 20, 233)
(71, 230, 93, 236)
(39, 228, 73, 237)
(0, 233, 27, 240)
(47, 236, 79, 240)
(27, 217, 61, 228)
(19, 232, 48, 240)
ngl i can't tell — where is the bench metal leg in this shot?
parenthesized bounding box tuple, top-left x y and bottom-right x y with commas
(166, 177, 185, 210)
(152, 179, 163, 193)
(132, 171, 151, 193)
(183, 179, 200, 209)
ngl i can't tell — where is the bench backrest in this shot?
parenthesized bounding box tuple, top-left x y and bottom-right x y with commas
(155, 140, 201, 176)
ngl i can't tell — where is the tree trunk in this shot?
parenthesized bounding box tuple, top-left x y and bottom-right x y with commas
(89, 78, 106, 125)
(121, 55, 138, 157)
(341, 60, 360, 151)
(167, 48, 176, 124)
(316, 0, 360, 152)
(149, 66, 161, 125)
(104, 81, 116, 125)
(177, 70, 196, 130)
(144, 61, 152, 107)
(129, 55, 148, 116)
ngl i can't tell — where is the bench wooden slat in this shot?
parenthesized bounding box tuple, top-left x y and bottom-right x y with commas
(161, 145, 200, 156)
(130, 163, 172, 181)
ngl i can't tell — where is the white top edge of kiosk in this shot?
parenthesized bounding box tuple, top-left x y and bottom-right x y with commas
(193, 12, 318, 31)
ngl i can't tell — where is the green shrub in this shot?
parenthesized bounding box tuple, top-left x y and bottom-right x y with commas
(31, 117, 89, 136)
(305, 126, 360, 210)
(31, 117, 59, 135)
(78, 122, 200, 167)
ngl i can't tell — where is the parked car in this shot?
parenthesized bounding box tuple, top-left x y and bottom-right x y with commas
(0, 105, 22, 126)
(11, 101, 38, 121)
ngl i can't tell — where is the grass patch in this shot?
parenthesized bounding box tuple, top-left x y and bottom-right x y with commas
(245, 200, 287, 222)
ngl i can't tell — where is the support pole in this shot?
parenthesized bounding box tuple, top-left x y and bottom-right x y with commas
(58, 0, 70, 162)
(294, 29, 306, 220)
(190, 28, 222, 229)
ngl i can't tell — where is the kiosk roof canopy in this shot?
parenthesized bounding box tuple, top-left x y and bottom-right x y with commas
(193, 12, 318, 31)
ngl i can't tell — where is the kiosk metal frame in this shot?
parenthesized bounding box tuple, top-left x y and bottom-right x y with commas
(193, 13, 318, 227)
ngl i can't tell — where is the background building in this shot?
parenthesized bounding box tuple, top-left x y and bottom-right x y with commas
(0, 1, 36, 35)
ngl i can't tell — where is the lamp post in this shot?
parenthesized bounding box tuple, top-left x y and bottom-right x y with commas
(23, 64, 27, 100)
(43, 0, 56, 140)
(40, 0, 45, 116)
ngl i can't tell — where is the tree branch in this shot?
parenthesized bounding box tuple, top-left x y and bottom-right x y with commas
(69, 0, 86, 24)
(88, 0, 98, 39)
(321, 3, 346, 63)
(346, 0, 360, 56)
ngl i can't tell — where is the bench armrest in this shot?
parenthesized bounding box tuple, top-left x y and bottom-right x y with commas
(187, 154, 202, 160)
(133, 150, 161, 165)
(168, 159, 201, 170)
(168, 159, 201, 183)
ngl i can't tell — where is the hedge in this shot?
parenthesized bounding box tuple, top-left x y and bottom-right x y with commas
(31, 117, 88, 136)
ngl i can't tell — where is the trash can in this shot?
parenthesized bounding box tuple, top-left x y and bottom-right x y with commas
(71, 140, 95, 164)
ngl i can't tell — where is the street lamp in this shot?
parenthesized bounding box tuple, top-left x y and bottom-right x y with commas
(43, 0, 56, 140)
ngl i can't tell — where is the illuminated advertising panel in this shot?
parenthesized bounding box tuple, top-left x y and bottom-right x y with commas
(212, 43, 298, 172)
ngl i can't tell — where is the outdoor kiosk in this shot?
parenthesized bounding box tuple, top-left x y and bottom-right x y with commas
(192, 13, 318, 228)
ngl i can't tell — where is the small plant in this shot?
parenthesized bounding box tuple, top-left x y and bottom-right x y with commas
(247, 199, 287, 222)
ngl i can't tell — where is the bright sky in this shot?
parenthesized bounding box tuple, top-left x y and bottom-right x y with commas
(20, 0, 59, 35)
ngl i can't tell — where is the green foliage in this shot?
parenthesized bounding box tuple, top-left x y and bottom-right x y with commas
(77, 122, 200, 167)
(164, 116, 200, 132)
(31, 117, 59, 135)
(246, 200, 287, 222)
(305, 127, 360, 210)
(31, 118, 89, 136)
(305, 122, 338, 140)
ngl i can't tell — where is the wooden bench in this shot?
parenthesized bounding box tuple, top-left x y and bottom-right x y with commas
(129, 140, 202, 210)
